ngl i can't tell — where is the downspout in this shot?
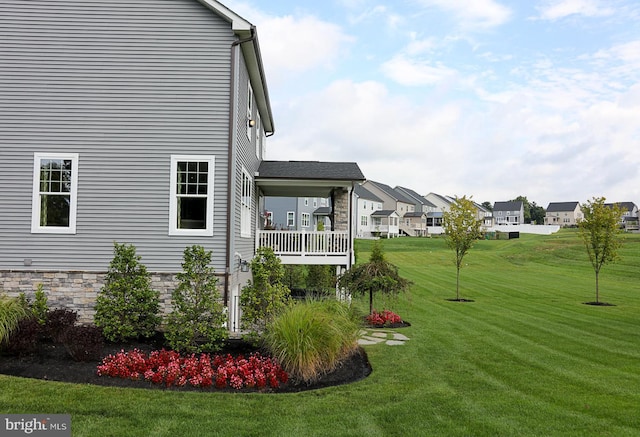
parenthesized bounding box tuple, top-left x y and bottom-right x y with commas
(225, 28, 257, 305)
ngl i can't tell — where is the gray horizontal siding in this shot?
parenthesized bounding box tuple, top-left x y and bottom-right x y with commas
(0, 0, 239, 273)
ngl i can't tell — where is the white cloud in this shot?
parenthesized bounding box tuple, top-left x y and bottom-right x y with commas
(415, 0, 512, 29)
(380, 54, 458, 86)
(536, 0, 616, 21)
(258, 15, 354, 79)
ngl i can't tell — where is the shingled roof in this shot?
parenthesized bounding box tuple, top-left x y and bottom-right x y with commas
(255, 161, 365, 197)
(546, 202, 580, 212)
(257, 161, 365, 181)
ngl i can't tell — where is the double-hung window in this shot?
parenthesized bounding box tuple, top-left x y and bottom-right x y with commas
(286, 211, 295, 227)
(169, 155, 214, 236)
(31, 153, 79, 234)
(247, 84, 254, 142)
(241, 168, 252, 237)
(301, 213, 310, 228)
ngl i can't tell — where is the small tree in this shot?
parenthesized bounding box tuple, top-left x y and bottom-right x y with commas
(240, 247, 291, 342)
(578, 197, 625, 305)
(94, 242, 160, 342)
(338, 241, 411, 315)
(442, 195, 483, 301)
(165, 245, 228, 353)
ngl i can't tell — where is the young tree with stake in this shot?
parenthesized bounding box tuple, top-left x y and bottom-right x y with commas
(578, 197, 625, 305)
(442, 196, 483, 301)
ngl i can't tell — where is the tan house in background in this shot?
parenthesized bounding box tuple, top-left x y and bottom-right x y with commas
(544, 202, 583, 227)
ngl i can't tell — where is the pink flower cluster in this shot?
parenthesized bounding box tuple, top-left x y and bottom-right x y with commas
(366, 309, 403, 327)
(97, 349, 288, 390)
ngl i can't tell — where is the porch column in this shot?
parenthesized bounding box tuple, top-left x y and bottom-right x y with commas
(333, 188, 349, 232)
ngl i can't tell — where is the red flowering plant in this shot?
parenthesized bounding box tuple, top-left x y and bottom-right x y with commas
(97, 349, 288, 390)
(365, 309, 403, 327)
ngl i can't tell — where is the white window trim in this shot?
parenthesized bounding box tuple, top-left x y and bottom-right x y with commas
(255, 112, 261, 158)
(169, 155, 215, 236)
(301, 212, 310, 228)
(286, 211, 295, 227)
(241, 167, 252, 238)
(31, 152, 79, 234)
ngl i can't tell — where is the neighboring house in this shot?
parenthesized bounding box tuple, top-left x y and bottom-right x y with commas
(395, 186, 432, 213)
(0, 0, 365, 329)
(424, 193, 453, 228)
(354, 184, 384, 238)
(370, 210, 400, 238)
(401, 211, 429, 236)
(544, 202, 583, 227)
(475, 202, 494, 227)
(605, 202, 639, 231)
(362, 180, 415, 217)
(493, 201, 524, 225)
(264, 196, 330, 230)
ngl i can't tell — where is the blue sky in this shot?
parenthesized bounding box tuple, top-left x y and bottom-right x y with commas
(225, 0, 640, 207)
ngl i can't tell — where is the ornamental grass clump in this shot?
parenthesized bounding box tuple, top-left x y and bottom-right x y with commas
(263, 300, 361, 383)
(0, 295, 28, 346)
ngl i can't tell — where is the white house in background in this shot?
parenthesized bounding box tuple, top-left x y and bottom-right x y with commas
(370, 210, 400, 238)
(362, 180, 415, 217)
(544, 202, 582, 227)
(493, 201, 524, 225)
(354, 184, 383, 238)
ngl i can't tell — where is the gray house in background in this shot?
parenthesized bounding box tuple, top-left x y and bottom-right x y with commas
(493, 201, 524, 225)
(0, 0, 365, 328)
(264, 196, 331, 230)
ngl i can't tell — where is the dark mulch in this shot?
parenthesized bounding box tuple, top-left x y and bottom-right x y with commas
(364, 321, 412, 329)
(0, 337, 372, 394)
(446, 298, 475, 302)
(583, 301, 616, 307)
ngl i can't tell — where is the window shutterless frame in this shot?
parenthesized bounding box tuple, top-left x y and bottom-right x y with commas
(31, 153, 79, 234)
(169, 155, 215, 236)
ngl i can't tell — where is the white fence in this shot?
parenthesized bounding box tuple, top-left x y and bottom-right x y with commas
(256, 230, 351, 265)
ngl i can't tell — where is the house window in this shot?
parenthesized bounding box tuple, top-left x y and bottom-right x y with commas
(287, 211, 295, 227)
(361, 216, 368, 226)
(304, 198, 309, 206)
(373, 217, 381, 226)
(241, 168, 252, 238)
(265, 211, 273, 228)
(31, 153, 79, 234)
(321, 198, 326, 206)
(313, 199, 318, 208)
(169, 155, 214, 236)
(301, 213, 310, 228)
(247, 83, 254, 141)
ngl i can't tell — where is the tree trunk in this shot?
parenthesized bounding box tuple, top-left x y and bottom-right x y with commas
(456, 266, 460, 300)
(595, 270, 600, 304)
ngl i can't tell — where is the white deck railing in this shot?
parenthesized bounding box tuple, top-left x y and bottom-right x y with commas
(256, 230, 349, 260)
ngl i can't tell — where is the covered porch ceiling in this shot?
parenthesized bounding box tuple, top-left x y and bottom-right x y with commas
(255, 161, 366, 197)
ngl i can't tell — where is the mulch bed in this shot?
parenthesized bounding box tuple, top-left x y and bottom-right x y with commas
(0, 337, 372, 393)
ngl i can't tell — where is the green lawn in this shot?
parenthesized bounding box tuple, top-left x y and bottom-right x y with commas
(2, 230, 640, 436)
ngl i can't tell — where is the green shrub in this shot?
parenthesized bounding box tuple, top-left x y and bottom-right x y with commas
(263, 299, 361, 383)
(94, 242, 160, 342)
(61, 325, 104, 362)
(240, 247, 291, 343)
(0, 295, 29, 345)
(31, 284, 49, 326)
(165, 245, 228, 353)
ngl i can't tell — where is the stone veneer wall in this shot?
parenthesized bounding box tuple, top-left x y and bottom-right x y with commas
(333, 188, 350, 232)
(0, 270, 224, 324)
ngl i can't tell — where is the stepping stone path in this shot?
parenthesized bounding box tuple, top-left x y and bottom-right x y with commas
(358, 329, 410, 346)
